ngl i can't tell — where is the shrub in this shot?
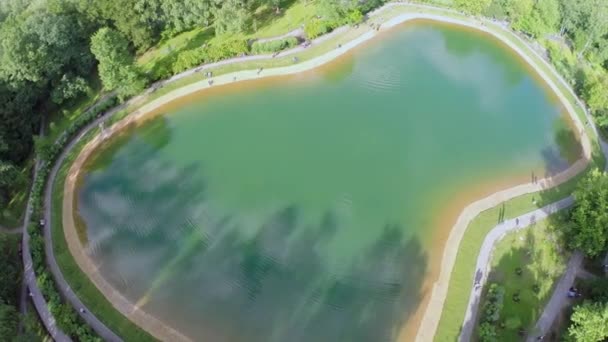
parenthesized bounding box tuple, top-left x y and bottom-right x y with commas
(173, 49, 204, 73)
(478, 322, 497, 342)
(346, 9, 364, 25)
(251, 37, 299, 54)
(482, 283, 505, 323)
(172, 39, 250, 74)
(304, 19, 333, 39)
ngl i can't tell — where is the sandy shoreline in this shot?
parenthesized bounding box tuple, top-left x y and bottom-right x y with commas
(61, 5, 593, 342)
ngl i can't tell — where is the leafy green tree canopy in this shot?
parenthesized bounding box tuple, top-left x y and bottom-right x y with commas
(567, 169, 608, 257)
(567, 301, 608, 341)
(90, 27, 145, 98)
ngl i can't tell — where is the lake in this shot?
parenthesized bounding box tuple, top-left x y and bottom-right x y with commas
(76, 21, 579, 341)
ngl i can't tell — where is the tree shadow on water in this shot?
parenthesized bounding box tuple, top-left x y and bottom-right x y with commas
(149, 205, 429, 342)
(78, 140, 208, 298)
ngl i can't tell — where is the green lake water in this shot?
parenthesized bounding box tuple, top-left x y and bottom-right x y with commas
(77, 22, 578, 341)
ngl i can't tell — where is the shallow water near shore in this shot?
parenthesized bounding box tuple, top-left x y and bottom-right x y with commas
(76, 22, 579, 341)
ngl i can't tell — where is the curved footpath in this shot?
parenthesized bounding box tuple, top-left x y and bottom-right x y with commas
(458, 197, 574, 342)
(22, 161, 71, 342)
(45, 126, 123, 342)
(50, 3, 598, 342)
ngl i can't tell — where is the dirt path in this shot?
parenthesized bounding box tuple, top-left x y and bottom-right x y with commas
(57, 4, 596, 342)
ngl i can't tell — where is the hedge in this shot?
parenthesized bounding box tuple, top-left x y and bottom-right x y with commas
(251, 37, 299, 54)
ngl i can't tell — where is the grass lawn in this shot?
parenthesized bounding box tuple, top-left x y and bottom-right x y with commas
(50, 129, 155, 342)
(477, 219, 567, 341)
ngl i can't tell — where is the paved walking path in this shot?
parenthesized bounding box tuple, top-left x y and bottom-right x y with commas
(255, 27, 304, 44)
(44, 127, 123, 341)
(22, 163, 71, 342)
(525, 252, 584, 341)
(459, 197, 575, 342)
(38, 2, 607, 341)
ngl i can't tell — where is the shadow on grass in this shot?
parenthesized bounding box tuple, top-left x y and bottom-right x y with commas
(474, 224, 565, 341)
(248, 0, 301, 35)
(146, 27, 216, 81)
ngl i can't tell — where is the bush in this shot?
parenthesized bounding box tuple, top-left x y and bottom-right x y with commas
(173, 49, 204, 73)
(173, 39, 250, 74)
(482, 283, 505, 323)
(251, 37, 299, 54)
(346, 9, 364, 25)
(304, 19, 334, 39)
(478, 322, 497, 342)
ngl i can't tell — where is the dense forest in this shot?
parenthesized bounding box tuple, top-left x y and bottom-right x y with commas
(0, 233, 22, 340)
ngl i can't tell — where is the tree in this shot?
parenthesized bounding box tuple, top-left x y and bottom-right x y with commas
(535, 0, 561, 33)
(260, 0, 284, 14)
(454, 0, 492, 15)
(0, 83, 37, 164)
(558, 0, 608, 55)
(0, 302, 18, 340)
(0, 9, 93, 84)
(566, 169, 608, 257)
(583, 74, 608, 115)
(160, 0, 213, 33)
(90, 27, 145, 98)
(83, 0, 162, 50)
(511, 0, 561, 37)
(568, 301, 608, 341)
(0, 234, 20, 304)
(51, 74, 90, 105)
(213, 0, 251, 35)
